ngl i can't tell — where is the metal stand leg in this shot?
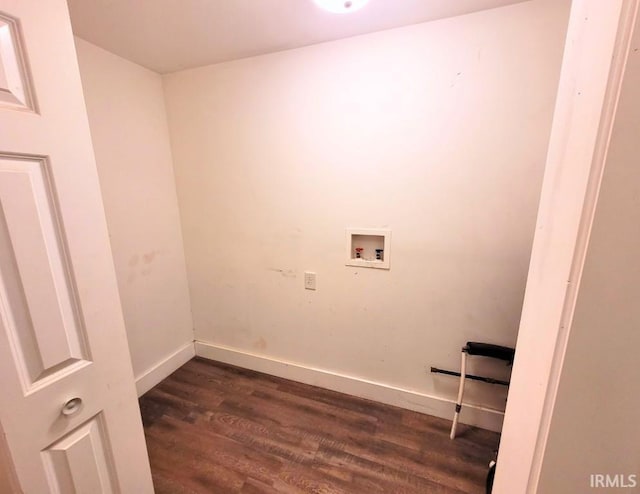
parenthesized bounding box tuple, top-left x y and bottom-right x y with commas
(450, 348, 467, 439)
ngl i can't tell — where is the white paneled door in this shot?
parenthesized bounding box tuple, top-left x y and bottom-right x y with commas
(0, 1, 154, 493)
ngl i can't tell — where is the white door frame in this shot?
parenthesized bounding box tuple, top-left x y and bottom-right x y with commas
(494, 0, 639, 492)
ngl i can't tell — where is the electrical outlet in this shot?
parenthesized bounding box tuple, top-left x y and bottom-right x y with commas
(304, 271, 316, 290)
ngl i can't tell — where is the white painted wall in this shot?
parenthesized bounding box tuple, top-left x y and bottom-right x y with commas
(537, 9, 640, 491)
(75, 38, 194, 391)
(163, 0, 569, 427)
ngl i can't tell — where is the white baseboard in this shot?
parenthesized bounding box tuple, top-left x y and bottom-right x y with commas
(194, 341, 504, 432)
(135, 341, 195, 396)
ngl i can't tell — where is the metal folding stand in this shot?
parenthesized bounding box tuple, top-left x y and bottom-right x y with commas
(430, 342, 515, 440)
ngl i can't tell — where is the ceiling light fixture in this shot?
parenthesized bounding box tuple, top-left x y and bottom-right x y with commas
(313, 0, 370, 14)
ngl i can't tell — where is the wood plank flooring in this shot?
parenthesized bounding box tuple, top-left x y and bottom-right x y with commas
(139, 357, 499, 494)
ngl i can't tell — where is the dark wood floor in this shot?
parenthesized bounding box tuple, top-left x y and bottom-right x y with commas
(139, 358, 499, 494)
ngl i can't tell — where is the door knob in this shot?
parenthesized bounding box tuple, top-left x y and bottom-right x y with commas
(61, 397, 83, 416)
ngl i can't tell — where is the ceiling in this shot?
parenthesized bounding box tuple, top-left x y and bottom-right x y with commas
(67, 0, 528, 74)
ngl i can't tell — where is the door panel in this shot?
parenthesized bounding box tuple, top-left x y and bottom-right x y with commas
(0, 1, 154, 492)
(0, 13, 35, 111)
(0, 156, 89, 389)
(42, 415, 115, 494)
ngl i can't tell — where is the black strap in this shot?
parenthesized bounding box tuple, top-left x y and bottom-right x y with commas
(465, 342, 515, 363)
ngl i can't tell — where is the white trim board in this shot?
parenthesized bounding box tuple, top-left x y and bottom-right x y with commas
(195, 340, 504, 432)
(135, 341, 195, 396)
(493, 1, 639, 492)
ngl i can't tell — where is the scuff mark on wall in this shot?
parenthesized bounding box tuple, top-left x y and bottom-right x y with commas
(253, 337, 267, 351)
(143, 250, 160, 264)
(267, 268, 297, 278)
